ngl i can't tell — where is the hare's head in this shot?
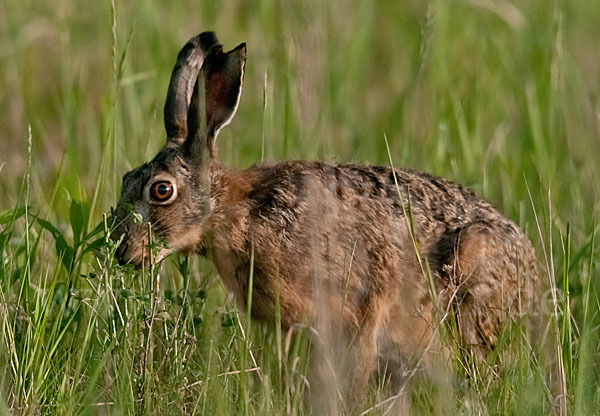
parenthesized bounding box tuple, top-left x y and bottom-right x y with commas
(112, 32, 245, 265)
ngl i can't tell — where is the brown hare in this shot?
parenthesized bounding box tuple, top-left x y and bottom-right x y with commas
(112, 32, 539, 410)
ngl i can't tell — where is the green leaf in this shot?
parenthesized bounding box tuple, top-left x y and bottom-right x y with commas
(156, 311, 172, 321)
(136, 294, 150, 303)
(81, 237, 107, 256)
(69, 200, 89, 247)
(0, 231, 9, 253)
(0, 206, 28, 225)
(37, 218, 66, 245)
(86, 220, 105, 240)
(37, 218, 75, 272)
(221, 315, 235, 328)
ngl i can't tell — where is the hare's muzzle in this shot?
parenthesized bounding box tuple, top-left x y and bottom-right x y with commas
(110, 227, 128, 263)
(108, 212, 134, 265)
(115, 240, 130, 265)
(109, 212, 159, 267)
(112, 230, 143, 267)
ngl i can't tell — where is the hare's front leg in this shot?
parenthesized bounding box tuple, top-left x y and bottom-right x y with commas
(303, 292, 385, 413)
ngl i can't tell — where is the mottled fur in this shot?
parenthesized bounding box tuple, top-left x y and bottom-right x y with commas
(113, 33, 539, 408)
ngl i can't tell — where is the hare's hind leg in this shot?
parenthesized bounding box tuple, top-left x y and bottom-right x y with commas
(441, 221, 536, 364)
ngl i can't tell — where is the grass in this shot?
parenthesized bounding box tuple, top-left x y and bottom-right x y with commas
(1, 0, 600, 414)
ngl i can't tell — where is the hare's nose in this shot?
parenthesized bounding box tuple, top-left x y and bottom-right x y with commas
(117, 255, 130, 267)
(115, 240, 129, 264)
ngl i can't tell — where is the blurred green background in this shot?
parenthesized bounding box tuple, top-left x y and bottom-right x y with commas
(2, 0, 599, 223)
(1, 0, 600, 414)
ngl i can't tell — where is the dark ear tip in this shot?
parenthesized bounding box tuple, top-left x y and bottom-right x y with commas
(197, 31, 220, 48)
(183, 32, 221, 54)
(232, 42, 247, 59)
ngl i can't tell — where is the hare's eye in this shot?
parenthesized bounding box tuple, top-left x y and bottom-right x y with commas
(150, 181, 175, 203)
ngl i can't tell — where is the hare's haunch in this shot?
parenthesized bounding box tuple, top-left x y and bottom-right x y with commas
(113, 32, 539, 406)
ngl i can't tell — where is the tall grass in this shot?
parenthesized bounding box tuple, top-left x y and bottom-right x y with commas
(1, 0, 599, 414)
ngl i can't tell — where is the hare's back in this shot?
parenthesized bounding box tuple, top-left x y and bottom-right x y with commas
(245, 159, 536, 294)
(247, 160, 493, 235)
(244, 160, 494, 294)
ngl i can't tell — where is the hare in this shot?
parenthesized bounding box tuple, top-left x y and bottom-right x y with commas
(112, 32, 539, 409)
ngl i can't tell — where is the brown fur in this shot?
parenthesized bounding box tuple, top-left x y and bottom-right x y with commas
(112, 33, 539, 409)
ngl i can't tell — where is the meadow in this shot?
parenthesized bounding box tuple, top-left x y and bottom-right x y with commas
(1, 0, 600, 414)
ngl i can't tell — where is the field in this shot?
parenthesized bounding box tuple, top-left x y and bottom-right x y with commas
(1, 0, 600, 414)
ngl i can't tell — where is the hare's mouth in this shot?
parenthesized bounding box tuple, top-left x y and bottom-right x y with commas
(115, 224, 205, 267)
(114, 238, 172, 268)
(116, 248, 173, 269)
(155, 247, 177, 263)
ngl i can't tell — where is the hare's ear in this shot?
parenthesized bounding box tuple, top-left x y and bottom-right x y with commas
(163, 32, 220, 146)
(187, 42, 246, 158)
